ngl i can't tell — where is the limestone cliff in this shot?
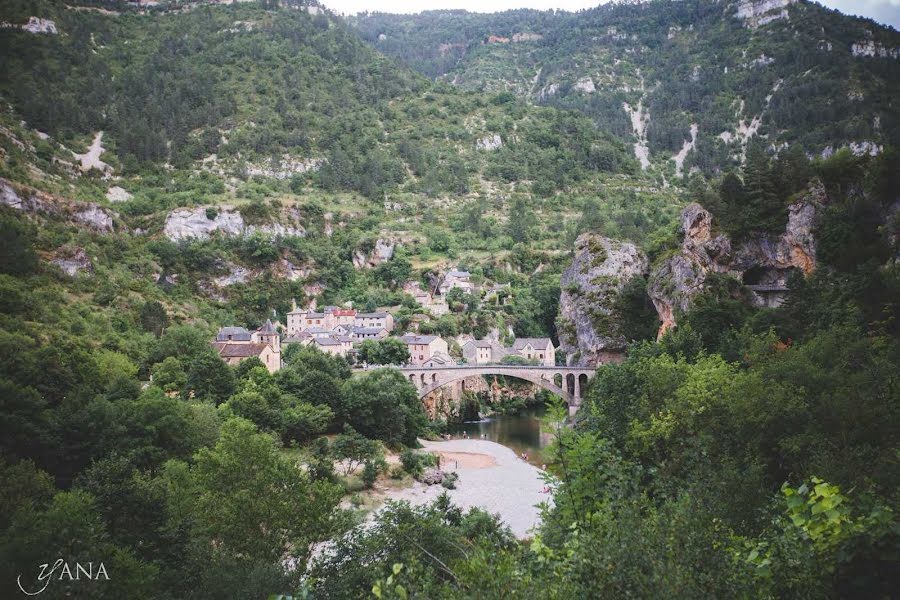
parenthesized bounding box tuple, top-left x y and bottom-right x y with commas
(163, 206, 305, 242)
(1, 178, 119, 233)
(558, 234, 649, 366)
(647, 182, 824, 337)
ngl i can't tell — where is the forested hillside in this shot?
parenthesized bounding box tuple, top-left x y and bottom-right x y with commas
(354, 0, 900, 177)
(0, 0, 897, 598)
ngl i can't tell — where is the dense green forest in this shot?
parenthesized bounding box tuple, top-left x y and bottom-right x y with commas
(0, 0, 897, 598)
(354, 0, 900, 175)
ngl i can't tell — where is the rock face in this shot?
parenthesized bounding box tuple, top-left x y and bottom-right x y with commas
(475, 134, 502, 151)
(1, 17, 57, 34)
(851, 40, 899, 59)
(163, 206, 305, 242)
(559, 234, 649, 366)
(736, 0, 795, 28)
(51, 248, 92, 276)
(213, 263, 251, 287)
(647, 183, 824, 337)
(1, 178, 118, 232)
(106, 186, 133, 203)
(572, 77, 596, 93)
(73, 205, 114, 232)
(352, 238, 396, 269)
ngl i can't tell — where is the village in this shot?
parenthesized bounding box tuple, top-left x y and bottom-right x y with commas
(211, 268, 556, 374)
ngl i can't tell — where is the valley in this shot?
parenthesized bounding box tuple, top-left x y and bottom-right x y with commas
(0, 0, 897, 598)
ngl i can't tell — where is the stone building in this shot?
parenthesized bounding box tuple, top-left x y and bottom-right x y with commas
(400, 334, 450, 365)
(461, 337, 555, 366)
(212, 319, 282, 373)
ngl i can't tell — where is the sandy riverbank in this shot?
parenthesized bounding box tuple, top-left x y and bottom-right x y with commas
(373, 438, 550, 538)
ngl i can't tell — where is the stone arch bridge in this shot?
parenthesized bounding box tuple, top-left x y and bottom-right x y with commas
(397, 365, 596, 415)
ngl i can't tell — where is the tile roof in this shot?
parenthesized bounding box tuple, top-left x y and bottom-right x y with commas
(215, 326, 252, 342)
(400, 334, 439, 344)
(213, 342, 269, 358)
(257, 319, 277, 334)
(351, 326, 387, 334)
(512, 337, 552, 350)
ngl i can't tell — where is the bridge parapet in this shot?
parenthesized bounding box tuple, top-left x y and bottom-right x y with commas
(386, 364, 595, 415)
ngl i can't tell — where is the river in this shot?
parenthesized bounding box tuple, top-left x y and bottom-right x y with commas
(447, 407, 555, 466)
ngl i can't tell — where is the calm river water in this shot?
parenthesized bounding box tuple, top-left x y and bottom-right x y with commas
(447, 407, 555, 466)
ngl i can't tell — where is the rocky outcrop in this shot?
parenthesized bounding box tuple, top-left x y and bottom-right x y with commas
(559, 234, 649, 366)
(735, 0, 795, 28)
(213, 263, 252, 287)
(475, 134, 503, 151)
(163, 206, 305, 242)
(1, 17, 57, 34)
(73, 205, 114, 232)
(1, 178, 118, 232)
(851, 40, 899, 59)
(106, 186, 132, 203)
(51, 248, 93, 276)
(245, 155, 323, 179)
(352, 238, 396, 269)
(572, 77, 596, 93)
(647, 182, 824, 337)
(421, 469, 445, 485)
(165, 207, 244, 241)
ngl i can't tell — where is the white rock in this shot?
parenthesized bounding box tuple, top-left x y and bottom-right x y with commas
(0, 180, 22, 209)
(1, 17, 58, 34)
(851, 40, 899, 59)
(73, 205, 114, 232)
(164, 207, 245, 241)
(106, 186, 132, 203)
(572, 77, 596, 93)
(475, 134, 502, 151)
(736, 0, 795, 28)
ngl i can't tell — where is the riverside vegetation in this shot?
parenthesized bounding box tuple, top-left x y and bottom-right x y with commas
(0, 0, 898, 598)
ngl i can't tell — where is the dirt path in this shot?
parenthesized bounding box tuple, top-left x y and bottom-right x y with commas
(73, 131, 110, 173)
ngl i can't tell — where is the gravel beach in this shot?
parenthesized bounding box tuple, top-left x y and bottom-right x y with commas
(376, 438, 551, 538)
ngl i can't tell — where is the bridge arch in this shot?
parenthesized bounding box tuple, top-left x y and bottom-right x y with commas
(414, 368, 574, 404)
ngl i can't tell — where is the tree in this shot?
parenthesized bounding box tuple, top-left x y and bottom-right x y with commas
(151, 357, 187, 394)
(357, 338, 411, 365)
(506, 197, 536, 243)
(185, 352, 235, 405)
(341, 368, 427, 446)
(0, 489, 159, 598)
(139, 301, 169, 337)
(330, 425, 378, 476)
(0, 208, 38, 276)
(192, 418, 344, 565)
(373, 255, 412, 290)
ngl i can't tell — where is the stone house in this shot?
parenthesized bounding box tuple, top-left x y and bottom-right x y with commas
(288, 303, 394, 334)
(213, 342, 280, 373)
(461, 339, 507, 364)
(422, 351, 456, 367)
(351, 326, 389, 342)
(400, 334, 450, 365)
(310, 335, 353, 357)
(512, 338, 555, 366)
(212, 320, 282, 373)
(461, 337, 555, 366)
(355, 311, 394, 331)
(438, 270, 474, 295)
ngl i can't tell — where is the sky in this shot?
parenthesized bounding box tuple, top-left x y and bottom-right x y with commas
(323, 0, 900, 29)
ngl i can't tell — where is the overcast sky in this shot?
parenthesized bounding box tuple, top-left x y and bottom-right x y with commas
(324, 0, 900, 29)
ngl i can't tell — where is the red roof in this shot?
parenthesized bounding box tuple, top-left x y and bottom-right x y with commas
(332, 309, 356, 317)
